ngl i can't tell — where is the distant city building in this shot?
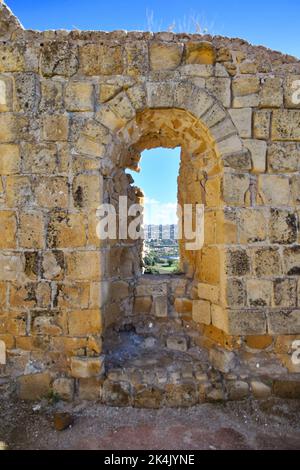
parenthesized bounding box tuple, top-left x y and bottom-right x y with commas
(144, 224, 178, 241)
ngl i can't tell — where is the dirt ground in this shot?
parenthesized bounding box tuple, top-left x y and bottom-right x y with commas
(0, 397, 300, 450)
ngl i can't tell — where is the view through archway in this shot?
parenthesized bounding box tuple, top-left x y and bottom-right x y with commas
(128, 147, 181, 275)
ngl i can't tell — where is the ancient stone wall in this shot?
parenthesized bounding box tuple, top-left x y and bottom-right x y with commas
(0, 2, 300, 403)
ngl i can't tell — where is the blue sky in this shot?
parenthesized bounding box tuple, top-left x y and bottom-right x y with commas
(6, 0, 300, 223)
(129, 149, 181, 225)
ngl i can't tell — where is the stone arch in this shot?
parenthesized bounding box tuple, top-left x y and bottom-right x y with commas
(94, 80, 247, 165)
(86, 79, 251, 339)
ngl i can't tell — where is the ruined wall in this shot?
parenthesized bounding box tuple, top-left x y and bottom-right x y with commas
(0, 2, 300, 403)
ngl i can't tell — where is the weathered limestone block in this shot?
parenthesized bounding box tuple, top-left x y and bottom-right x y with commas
(166, 335, 188, 352)
(126, 85, 147, 111)
(14, 72, 40, 113)
(19, 211, 44, 249)
(66, 251, 101, 281)
(226, 278, 246, 307)
(291, 175, 300, 205)
(32, 311, 64, 336)
(175, 83, 214, 118)
(57, 283, 90, 309)
(179, 63, 214, 78)
(125, 41, 149, 76)
(192, 299, 211, 325)
(110, 280, 129, 302)
(42, 251, 64, 280)
(102, 380, 131, 406)
(253, 110, 271, 139)
(232, 76, 260, 107)
(0, 114, 18, 142)
(0, 43, 25, 72)
(0, 144, 20, 175)
(217, 135, 243, 156)
(70, 356, 104, 378)
(258, 175, 291, 206)
(133, 296, 152, 314)
(243, 139, 267, 173)
(229, 108, 252, 138)
(65, 81, 94, 112)
(269, 209, 297, 244)
(273, 380, 300, 399)
(0, 75, 13, 112)
(0, 210, 16, 248)
(284, 75, 300, 108)
(75, 121, 110, 157)
(254, 247, 282, 277)
(247, 279, 272, 307)
(227, 380, 249, 400)
(72, 175, 102, 209)
(239, 208, 267, 243)
(250, 380, 272, 400)
(107, 91, 135, 121)
(210, 118, 236, 141)
(206, 78, 231, 108)
(198, 283, 220, 304)
(9, 282, 37, 309)
(24, 252, 39, 280)
(260, 77, 283, 107)
(0, 311, 26, 335)
(226, 309, 267, 335)
(174, 297, 193, 314)
(135, 279, 167, 296)
(150, 42, 183, 70)
(268, 310, 300, 335)
(209, 348, 236, 373)
(34, 177, 69, 209)
(40, 80, 64, 111)
(205, 177, 220, 208)
(43, 115, 69, 141)
(283, 246, 300, 275)
(6, 176, 32, 207)
(50, 336, 87, 356)
(225, 248, 250, 276)
(215, 63, 229, 77)
(154, 295, 168, 318)
(18, 372, 51, 401)
(185, 41, 216, 65)
(22, 142, 57, 174)
(96, 103, 126, 131)
(146, 81, 175, 108)
(0, 282, 6, 307)
(222, 149, 252, 171)
(222, 172, 250, 206)
(201, 102, 227, 128)
(40, 42, 78, 77)
(239, 61, 257, 74)
(36, 283, 52, 308)
(0, 339, 6, 364)
(68, 310, 102, 336)
(79, 43, 123, 76)
(200, 247, 221, 284)
(268, 143, 300, 172)
(47, 212, 87, 248)
(274, 279, 297, 308)
(78, 377, 102, 400)
(272, 110, 300, 141)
